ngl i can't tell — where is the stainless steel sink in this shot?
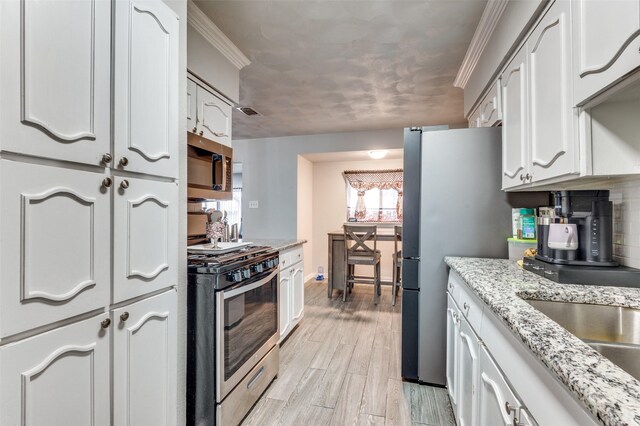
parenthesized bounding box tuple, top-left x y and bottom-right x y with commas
(525, 299, 640, 380)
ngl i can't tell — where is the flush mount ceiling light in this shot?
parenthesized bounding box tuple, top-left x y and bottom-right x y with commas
(368, 150, 388, 160)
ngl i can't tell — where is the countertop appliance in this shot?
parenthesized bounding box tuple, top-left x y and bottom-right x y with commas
(186, 246, 280, 426)
(536, 190, 616, 266)
(523, 256, 640, 287)
(187, 132, 233, 201)
(402, 127, 511, 385)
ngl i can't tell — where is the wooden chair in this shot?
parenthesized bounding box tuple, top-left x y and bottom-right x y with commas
(343, 224, 381, 304)
(391, 225, 402, 306)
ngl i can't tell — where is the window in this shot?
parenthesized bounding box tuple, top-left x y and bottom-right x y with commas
(344, 169, 403, 223)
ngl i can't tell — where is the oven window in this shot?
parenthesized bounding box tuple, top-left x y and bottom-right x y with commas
(224, 276, 278, 381)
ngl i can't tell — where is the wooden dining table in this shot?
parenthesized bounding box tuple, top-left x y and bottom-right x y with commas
(327, 225, 401, 298)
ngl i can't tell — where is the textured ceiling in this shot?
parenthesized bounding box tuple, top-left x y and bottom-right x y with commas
(194, 0, 487, 139)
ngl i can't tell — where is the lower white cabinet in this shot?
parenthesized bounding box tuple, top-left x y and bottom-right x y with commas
(113, 290, 177, 426)
(0, 313, 111, 425)
(457, 315, 480, 426)
(279, 246, 305, 343)
(446, 295, 460, 410)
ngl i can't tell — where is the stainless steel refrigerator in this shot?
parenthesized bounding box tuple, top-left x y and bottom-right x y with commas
(401, 126, 511, 385)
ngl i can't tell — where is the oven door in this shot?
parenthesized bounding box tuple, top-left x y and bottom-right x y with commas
(216, 268, 279, 401)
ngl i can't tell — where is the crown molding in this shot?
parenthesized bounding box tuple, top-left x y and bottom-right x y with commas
(187, 1, 251, 70)
(454, 0, 509, 89)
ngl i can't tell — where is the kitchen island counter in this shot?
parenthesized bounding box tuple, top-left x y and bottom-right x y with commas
(445, 257, 640, 426)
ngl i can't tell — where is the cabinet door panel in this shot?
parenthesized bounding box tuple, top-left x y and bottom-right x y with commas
(0, 161, 110, 337)
(279, 273, 291, 342)
(457, 317, 479, 426)
(114, 0, 179, 178)
(501, 48, 528, 189)
(446, 295, 459, 407)
(0, 0, 111, 165)
(113, 290, 177, 426)
(478, 345, 523, 426)
(197, 85, 233, 147)
(113, 177, 178, 303)
(0, 313, 110, 426)
(529, 0, 577, 182)
(573, 0, 640, 103)
(187, 78, 197, 133)
(291, 265, 304, 323)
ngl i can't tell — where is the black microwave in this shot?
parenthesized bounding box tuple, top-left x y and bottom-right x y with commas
(187, 133, 233, 201)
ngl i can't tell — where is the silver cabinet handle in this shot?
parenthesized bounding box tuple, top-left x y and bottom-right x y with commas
(120, 179, 130, 190)
(505, 401, 517, 415)
(199, 130, 204, 136)
(463, 302, 469, 311)
(519, 174, 525, 182)
(119, 157, 129, 167)
(101, 318, 111, 329)
(192, 126, 198, 133)
(120, 312, 130, 322)
(102, 153, 112, 164)
(102, 177, 113, 188)
(525, 173, 532, 182)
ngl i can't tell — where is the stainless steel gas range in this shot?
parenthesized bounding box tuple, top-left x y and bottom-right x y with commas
(186, 246, 280, 426)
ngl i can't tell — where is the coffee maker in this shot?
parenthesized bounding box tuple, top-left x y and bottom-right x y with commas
(536, 190, 616, 266)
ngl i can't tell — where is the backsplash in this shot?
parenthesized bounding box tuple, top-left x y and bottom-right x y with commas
(610, 179, 640, 269)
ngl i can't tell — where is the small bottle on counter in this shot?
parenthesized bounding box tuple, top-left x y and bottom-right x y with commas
(518, 208, 536, 240)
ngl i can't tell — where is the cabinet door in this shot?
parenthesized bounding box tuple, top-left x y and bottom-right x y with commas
(501, 48, 529, 189)
(446, 295, 459, 407)
(0, 0, 111, 166)
(113, 290, 177, 426)
(187, 78, 198, 133)
(113, 177, 178, 303)
(479, 82, 501, 127)
(477, 344, 523, 426)
(197, 85, 233, 147)
(291, 264, 305, 324)
(279, 271, 291, 341)
(0, 160, 111, 338)
(573, 0, 640, 104)
(114, 0, 180, 178)
(457, 317, 479, 426)
(0, 313, 110, 426)
(528, 0, 577, 182)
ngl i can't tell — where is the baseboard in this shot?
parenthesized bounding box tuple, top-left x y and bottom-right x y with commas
(305, 273, 316, 283)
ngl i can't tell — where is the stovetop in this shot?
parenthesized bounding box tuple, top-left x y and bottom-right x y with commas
(187, 245, 278, 276)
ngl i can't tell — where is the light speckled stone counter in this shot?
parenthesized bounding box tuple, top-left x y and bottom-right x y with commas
(247, 239, 306, 252)
(444, 257, 640, 426)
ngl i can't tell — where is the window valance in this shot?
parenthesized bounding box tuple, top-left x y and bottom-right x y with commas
(343, 169, 403, 221)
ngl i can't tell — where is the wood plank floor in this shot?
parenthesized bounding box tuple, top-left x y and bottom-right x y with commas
(241, 280, 455, 426)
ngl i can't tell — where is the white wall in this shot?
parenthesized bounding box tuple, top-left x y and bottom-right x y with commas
(311, 158, 403, 281)
(234, 128, 404, 240)
(296, 156, 314, 278)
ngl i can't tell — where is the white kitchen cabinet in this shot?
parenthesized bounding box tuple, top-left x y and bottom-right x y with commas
(468, 107, 481, 128)
(501, 47, 529, 189)
(113, 290, 177, 426)
(446, 295, 460, 410)
(279, 246, 305, 343)
(196, 85, 233, 147)
(188, 78, 198, 133)
(0, 160, 111, 338)
(0, 0, 111, 166)
(0, 313, 111, 426)
(279, 271, 292, 341)
(291, 264, 305, 323)
(478, 344, 529, 426)
(114, 0, 180, 178)
(113, 176, 178, 303)
(479, 81, 502, 127)
(527, 0, 578, 182)
(457, 315, 480, 426)
(573, 0, 640, 105)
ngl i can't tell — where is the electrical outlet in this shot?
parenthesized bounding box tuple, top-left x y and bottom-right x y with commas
(249, 200, 259, 209)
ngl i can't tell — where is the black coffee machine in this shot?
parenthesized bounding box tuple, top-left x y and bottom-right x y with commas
(536, 190, 616, 266)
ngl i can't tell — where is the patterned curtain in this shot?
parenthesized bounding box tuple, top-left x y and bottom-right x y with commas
(343, 169, 404, 220)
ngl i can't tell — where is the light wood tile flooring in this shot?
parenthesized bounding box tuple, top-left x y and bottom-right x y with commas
(241, 280, 456, 426)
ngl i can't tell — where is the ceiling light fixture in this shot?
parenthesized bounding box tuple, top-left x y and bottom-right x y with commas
(368, 150, 388, 160)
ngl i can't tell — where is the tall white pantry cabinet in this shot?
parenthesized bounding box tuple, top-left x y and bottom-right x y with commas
(0, 0, 180, 425)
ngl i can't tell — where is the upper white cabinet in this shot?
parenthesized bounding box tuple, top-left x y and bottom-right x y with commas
(113, 290, 177, 426)
(573, 0, 640, 105)
(0, 160, 111, 338)
(468, 81, 501, 129)
(0, 0, 111, 166)
(501, 48, 528, 189)
(187, 78, 198, 133)
(0, 313, 111, 426)
(113, 176, 178, 304)
(527, 0, 577, 182)
(194, 84, 233, 147)
(114, 0, 180, 178)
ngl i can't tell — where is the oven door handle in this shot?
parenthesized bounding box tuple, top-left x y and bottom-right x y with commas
(223, 269, 278, 300)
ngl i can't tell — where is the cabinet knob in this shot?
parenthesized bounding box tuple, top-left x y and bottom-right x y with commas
(199, 130, 204, 136)
(192, 126, 198, 133)
(119, 157, 129, 167)
(525, 173, 532, 182)
(102, 153, 113, 164)
(120, 312, 130, 322)
(101, 318, 112, 329)
(120, 179, 130, 190)
(463, 302, 469, 311)
(519, 174, 525, 182)
(102, 177, 113, 188)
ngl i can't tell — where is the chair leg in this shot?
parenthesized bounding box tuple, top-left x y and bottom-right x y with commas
(377, 263, 382, 296)
(343, 263, 349, 302)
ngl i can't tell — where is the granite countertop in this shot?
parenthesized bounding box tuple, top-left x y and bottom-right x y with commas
(444, 257, 640, 426)
(247, 239, 306, 252)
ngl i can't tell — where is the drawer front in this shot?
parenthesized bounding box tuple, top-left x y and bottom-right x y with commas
(449, 270, 484, 332)
(280, 245, 304, 269)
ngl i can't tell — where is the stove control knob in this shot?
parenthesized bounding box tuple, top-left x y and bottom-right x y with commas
(253, 263, 264, 273)
(228, 270, 243, 282)
(242, 268, 251, 279)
